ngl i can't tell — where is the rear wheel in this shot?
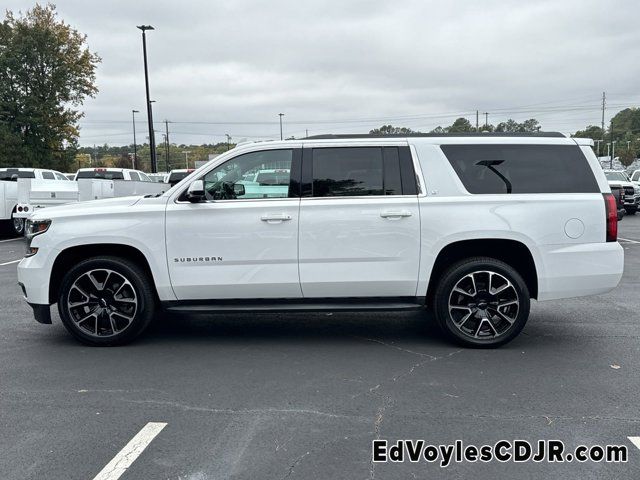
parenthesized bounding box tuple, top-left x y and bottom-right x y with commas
(433, 257, 530, 348)
(57, 257, 156, 346)
(11, 212, 25, 236)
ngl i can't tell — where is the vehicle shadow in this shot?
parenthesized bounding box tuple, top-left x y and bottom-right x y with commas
(141, 310, 449, 346)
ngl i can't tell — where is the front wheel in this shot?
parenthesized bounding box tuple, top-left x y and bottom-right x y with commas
(57, 257, 156, 346)
(433, 257, 530, 348)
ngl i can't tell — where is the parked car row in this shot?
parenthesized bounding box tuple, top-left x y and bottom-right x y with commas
(1, 167, 170, 235)
(603, 169, 640, 217)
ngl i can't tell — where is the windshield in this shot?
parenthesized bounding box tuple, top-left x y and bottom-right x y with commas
(76, 170, 125, 180)
(605, 172, 628, 182)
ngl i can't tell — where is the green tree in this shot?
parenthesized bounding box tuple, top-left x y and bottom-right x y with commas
(495, 118, 540, 133)
(369, 125, 418, 135)
(0, 4, 100, 170)
(447, 117, 474, 132)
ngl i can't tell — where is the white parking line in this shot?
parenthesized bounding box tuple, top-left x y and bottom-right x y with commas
(0, 238, 22, 243)
(0, 259, 21, 266)
(619, 237, 640, 244)
(92, 422, 167, 480)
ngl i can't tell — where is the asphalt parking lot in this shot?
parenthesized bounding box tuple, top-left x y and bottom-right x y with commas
(1, 218, 639, 480)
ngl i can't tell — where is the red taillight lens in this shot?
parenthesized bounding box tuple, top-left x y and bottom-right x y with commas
(603, 193, 618, 242)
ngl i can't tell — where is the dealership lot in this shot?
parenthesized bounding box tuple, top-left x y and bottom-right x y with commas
(0, 219, 639, 479)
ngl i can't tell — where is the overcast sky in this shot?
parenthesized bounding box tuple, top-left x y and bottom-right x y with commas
(7, 0, 640, 146)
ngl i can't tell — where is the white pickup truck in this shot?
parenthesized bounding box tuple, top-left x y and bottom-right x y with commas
(17, 133, 624, 348)
(0, 168, 70, 235)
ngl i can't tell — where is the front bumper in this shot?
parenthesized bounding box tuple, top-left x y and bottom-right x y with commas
(29, 302, 52, 324)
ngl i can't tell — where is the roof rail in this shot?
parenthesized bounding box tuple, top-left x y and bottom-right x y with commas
(304, 132, 567, 139)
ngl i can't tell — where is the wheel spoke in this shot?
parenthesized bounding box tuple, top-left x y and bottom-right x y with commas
(468, 273, 477, 296)
(453, 287, 474, 297)
(485, 317, 499, 336)
(473, 319, 484, 337)
(498, 299, 518, 308)
(85, 271, 104, 292)
(457, 311, 474, 327)
(491, 308, 516, 325)
(108, 312, 119, 334)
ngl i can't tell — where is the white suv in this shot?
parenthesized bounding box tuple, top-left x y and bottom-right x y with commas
(17, 134, 624, 347)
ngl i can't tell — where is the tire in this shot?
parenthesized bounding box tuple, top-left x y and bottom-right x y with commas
(57, 256, 156, 346)
(433, 257, 530, 348)
(624, 207, 637, 215)
(11, 211, 25, 236)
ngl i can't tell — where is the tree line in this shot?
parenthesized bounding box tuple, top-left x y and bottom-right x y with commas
(370, 108, 640, 167)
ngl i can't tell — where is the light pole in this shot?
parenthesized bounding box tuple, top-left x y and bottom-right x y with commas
(594, 139, 602, 156)
(225, 133, 231, 151)
(131, 109, 139, 169)
(137, 25, 157, 173)
(278, 113, 284, 140)
(182, 151, 191, 169)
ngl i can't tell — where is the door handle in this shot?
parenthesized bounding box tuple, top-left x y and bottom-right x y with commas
(261, 213, 292, 223)
(380, 210, 412, 218)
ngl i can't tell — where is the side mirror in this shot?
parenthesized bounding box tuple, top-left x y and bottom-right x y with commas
(187, 180, 206, 202)
(233, 183, 245, 196)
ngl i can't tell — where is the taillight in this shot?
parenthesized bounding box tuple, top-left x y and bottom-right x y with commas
(603, 193, 617, 242)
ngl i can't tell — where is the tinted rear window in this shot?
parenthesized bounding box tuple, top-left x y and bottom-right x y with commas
(255, 172, 290, 186)
(168, 172, 190, 183)
(0, 170, 35, 181)
(441, 144, 599, 194)
(76, 170, 125, 180)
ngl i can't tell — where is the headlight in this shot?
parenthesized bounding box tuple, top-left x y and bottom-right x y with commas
(24, 219, 51, 257)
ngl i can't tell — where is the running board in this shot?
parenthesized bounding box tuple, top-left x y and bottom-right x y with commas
(162, 297, 425, 313)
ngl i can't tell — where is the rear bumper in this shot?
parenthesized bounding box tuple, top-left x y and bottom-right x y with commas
(537, 242, 624, 301)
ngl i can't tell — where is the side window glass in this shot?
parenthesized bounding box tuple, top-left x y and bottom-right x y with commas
(382, 147, 402, 195)
(54, 172, 68, 180)
(41, 171, 55, 180)
(633, 171, 640, 181)
(312, 147, 383, 197)
(139, 172, 151, 182)
(202, 149, 292, 200)
(129, 171, 140, 181)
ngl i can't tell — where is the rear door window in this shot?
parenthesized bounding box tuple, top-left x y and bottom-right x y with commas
(308, 146, 415, 197)
(129, 171, 140, 181)
(441, 144, 599, 194)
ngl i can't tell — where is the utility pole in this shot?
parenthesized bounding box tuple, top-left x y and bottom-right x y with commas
(278, 113, 284, 140)
(225, 134, 231, 151)
(164, 120, 170, 172)
(610, 118, 615, 169)
(131, 109, 139, 169)
(182, 151, 191, 168)
(601, 91, 606, 152)
(483, 112, 489, 127)
(476, 110, 479, 131)
(137, 25, 157, 173)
